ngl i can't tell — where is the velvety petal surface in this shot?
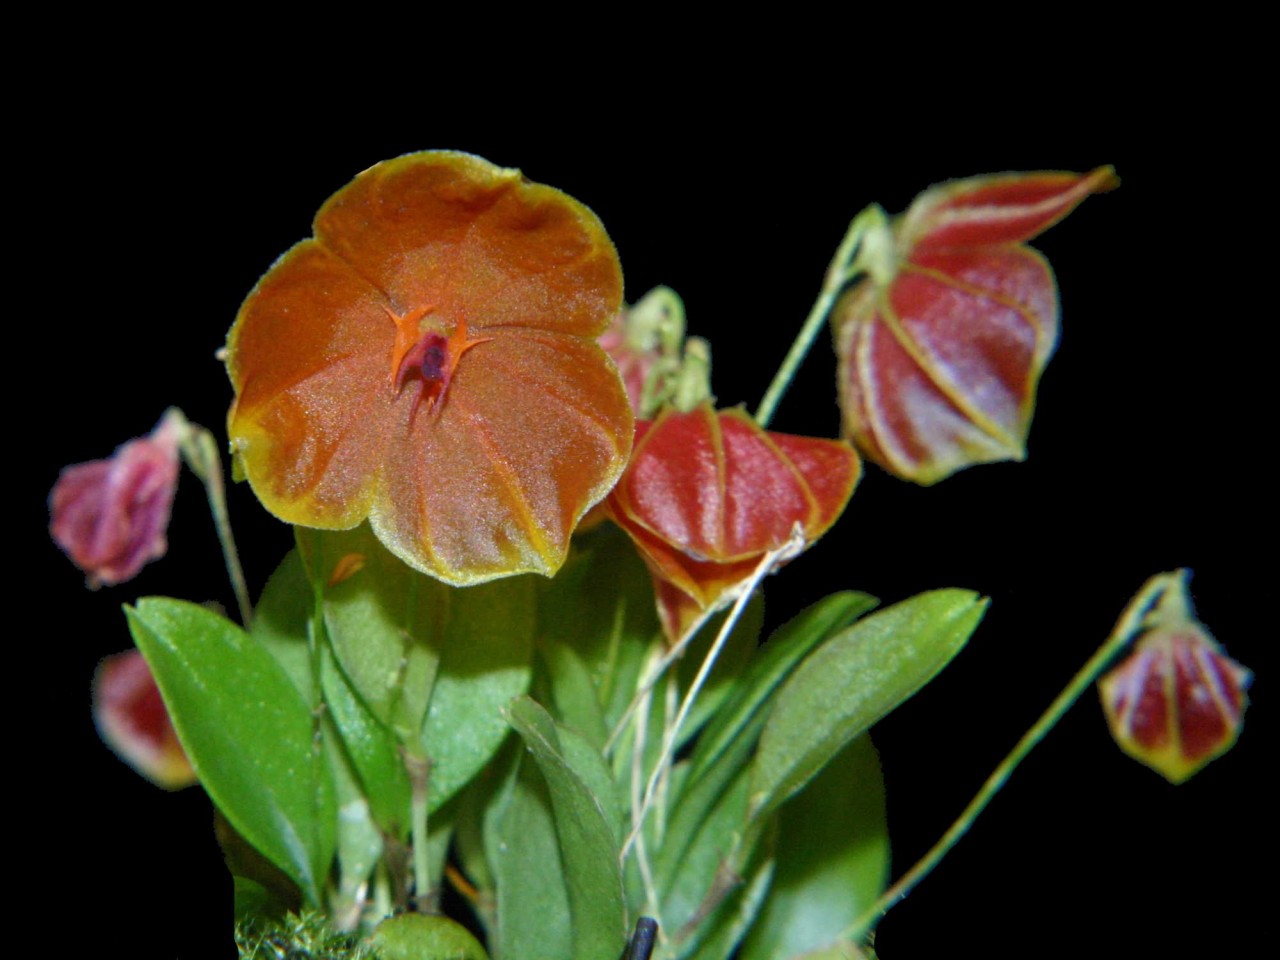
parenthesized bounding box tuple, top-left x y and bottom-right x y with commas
(226, 151, 631, 584)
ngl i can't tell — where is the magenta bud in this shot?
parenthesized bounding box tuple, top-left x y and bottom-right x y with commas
(1099, 619, 1250, 785)
(49, 411, 182, 587)
(93, 648, 196, 790)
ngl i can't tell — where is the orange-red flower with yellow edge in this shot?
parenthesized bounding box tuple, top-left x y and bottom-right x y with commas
(225, 152, 633, 585)
(607, 403, 860, 641)
(833, 167, 1117, 484)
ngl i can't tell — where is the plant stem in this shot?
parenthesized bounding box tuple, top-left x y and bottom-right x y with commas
(754, 205, 883, 428)
(404, 751, 433, 912)
(174, 410, 253, 626)
(844, 571, 1181, 942)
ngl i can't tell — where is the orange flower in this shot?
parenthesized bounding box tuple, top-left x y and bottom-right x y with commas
(608, 404, 860, 640)
(225, 152, 633, 585)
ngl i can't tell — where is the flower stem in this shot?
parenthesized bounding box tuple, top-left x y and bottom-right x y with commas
(754, 204, 885, 428)
(173, 410, 253, 626)
(844, 571, 1184, 942)
(403, 750, 433, 912)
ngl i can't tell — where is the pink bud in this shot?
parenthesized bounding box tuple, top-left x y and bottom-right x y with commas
(1099, 622, 1250, 784)
(49, 412, 181, 587)
(93, 649, 196, 790)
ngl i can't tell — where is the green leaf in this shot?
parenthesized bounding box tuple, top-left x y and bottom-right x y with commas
(127, 598, 336, 904)
(682, 819, 777, 960)
(419, 575, 535, 813)
(675, 593, 765, 748)
(659, 763, 751, 938)
(322, 710, 385, 915)
(686, 592, 878, 789)
(319, 641, 413, 835)
(535, 523, 660, 734)
(488, 752, 572, 960)
(750, 589, 987, 819)
(739, 735, 888, 960)
(371, 914, 491, 960)
(251, 548, 315, 704)
(506, 697, 628, 960)
(297, 526, 448, 740)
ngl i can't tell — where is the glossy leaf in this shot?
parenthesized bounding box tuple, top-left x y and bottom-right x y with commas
(739, 735, 888, 960)
(506, 697, 628, 960)
(298, 525, 444, 739)
(126, 598, 336, 904)
(318, 641, 412, 834)
(683, 819, 777, 960)
(750, 589, 987, 818)
(534, 522, 661, 737)
(250, 548, 315, 703)
(488, 749, 572, 960)
(420, 573, 535, 812)
(685, 592, 878, 788)
(226, 151, 632, 586)
(659, 763, 752, 938)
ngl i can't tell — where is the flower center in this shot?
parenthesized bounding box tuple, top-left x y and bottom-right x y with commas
(385, 303, 491, 418)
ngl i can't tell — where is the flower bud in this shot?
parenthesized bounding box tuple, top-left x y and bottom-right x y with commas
(93, 648, 196, 790)
(599, 286, 686, 418)
(49, 410, 182, 587)
(833, 167, 1117, 484)
(608, 403, 860, 640)
(1099, 584, 1250, 784)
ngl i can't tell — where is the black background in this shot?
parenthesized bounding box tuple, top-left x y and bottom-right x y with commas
(28, 86, 1264, 958)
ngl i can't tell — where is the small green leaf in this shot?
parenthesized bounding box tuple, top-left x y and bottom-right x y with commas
(682, 819, 777, 960)
(251, 548, 315, 703)
(319, 641, 413, 835)
(506, 697, 628, 960)
(489, 753, 572, 960)
(297, 526, 447, 740)
(535, 523, 661, 733)
(660, 763, 751, 938)
(739, 735, 887, 960)
(750, 589, 987, 819)
(127, 598, 336, 904)
(419, 575, 535, 813)
(687, 592, 878, 789)
(370, 913, 491, 960)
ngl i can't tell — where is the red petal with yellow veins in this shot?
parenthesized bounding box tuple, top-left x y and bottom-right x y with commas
(608, 404, 859, 640)
(901, 166, 1119, 251)
(1099, 627, 1251, 784)
(835, 245, 1058, 485)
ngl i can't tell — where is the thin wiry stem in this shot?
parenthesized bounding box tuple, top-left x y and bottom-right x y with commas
(844, 571, 1184, 942)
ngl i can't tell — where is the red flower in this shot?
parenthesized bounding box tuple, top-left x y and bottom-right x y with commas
(1099, 621, 1250, 784)
(225, 152, 633, 585)
(833, 167, 1117, 484)
(49, 411, 181, 587)
(94, 649, 196, 790)
(608, 404, 860, 640)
